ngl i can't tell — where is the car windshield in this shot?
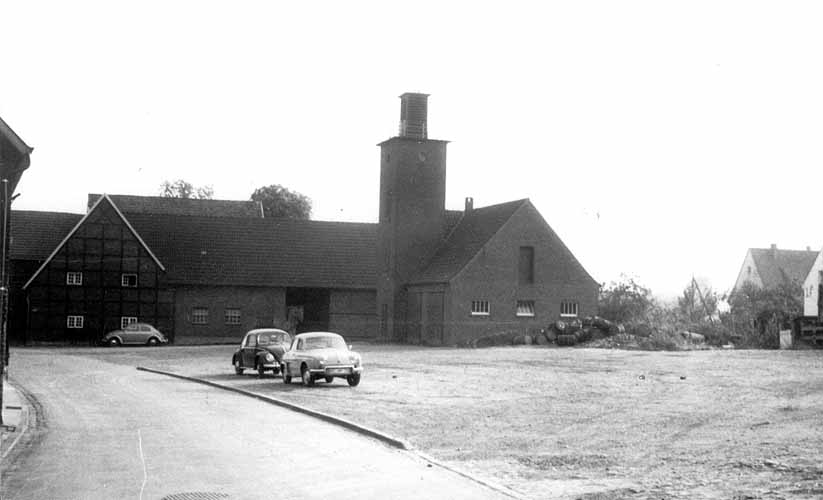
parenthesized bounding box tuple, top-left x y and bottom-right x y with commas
(258, 332, 290, 345)
(302, 335, 346, 350)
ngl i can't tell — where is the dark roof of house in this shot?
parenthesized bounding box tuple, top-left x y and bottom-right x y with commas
(126, 213, 377, 288)
(750, 247, 818, 288)
(10, 210, 83, 260)
(0, 116, 34, 191)
(411, 199, 528, 283)
(87, 194, 263, 218)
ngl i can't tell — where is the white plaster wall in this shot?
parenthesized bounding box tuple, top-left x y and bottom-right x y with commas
(803, 249, 823, 317)
(732, 250, 763, 292)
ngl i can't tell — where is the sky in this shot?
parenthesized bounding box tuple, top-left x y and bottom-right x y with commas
(2, 1, 822, 299)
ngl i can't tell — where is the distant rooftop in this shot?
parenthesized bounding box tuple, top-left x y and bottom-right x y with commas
(87, 194, 263, 218)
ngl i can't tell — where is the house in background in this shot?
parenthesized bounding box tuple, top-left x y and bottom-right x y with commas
(731, 244, 817, 294)
(802, 248, 823, 319)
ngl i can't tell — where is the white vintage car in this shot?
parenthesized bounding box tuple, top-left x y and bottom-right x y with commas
(281, 332, 362, 387)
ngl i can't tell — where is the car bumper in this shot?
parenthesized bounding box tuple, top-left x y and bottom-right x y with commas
(308, 365, 363, 377)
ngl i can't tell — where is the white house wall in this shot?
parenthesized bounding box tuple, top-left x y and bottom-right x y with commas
(803, 249, 823, 317)
(733, 250, 763, 292)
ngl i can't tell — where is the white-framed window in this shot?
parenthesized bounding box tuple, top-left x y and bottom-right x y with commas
(66, 272, 83, 286)
(67, 315, 84, 328)
(561, 301, 579, 317)
(192, 307, 209, 325)
(121, 273, 138, 287)
(225, 308, 241, 325)
(471, 300, 490, 316)
(516, 300, 535, 317)
(121, 316, 138, 329)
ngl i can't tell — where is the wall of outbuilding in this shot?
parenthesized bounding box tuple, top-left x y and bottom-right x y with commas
(328, 289, 377, 339)
(172, 285, 287, 344)
(444, 203, 599, 346)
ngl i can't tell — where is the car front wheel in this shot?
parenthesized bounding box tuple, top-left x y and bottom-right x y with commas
(301, 366, 314, 387)
(147, 337, 160, 346)
(282, 364, 291, 384)
(234, 358, 244, 375)
(347, 373, 361, 387)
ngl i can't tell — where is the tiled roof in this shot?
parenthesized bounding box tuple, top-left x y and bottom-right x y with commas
(87, 194, 263, 218)
(750, 247, 818, 288)
(411, 199, 528, 283)
(10, 210, 83, 260)
(126, 213, 377, 288)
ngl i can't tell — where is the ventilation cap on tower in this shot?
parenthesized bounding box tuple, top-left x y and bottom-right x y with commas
(399, 93, 429, 139)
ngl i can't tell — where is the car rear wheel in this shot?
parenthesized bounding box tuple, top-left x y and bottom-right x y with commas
(146, 337, 160, 346)
(347, 373, 361, 387)
(234, 358, 244, 375)
(282, 364, 291, 384)
(301, 366, 314, 387)
(324, 376, 334, 384)
(108, 338, 121, 347)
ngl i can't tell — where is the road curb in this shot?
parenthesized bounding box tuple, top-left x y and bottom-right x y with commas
(136, 366, 411, 450)
(136, 367, 527, 499)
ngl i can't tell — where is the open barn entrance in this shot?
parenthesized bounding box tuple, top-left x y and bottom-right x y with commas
(286, 287, 330, 333)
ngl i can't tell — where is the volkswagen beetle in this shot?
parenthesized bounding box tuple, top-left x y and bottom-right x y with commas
(232, 328, 292, 377)
(281, 332, 362, 387)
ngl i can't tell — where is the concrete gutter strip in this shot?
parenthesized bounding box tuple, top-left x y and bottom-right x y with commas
(136, 367, 526, 500)
(136, 366, 410, 450)
(1, 382, 32, 461)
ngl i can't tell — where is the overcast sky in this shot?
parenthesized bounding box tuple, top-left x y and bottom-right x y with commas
(3, 1, 822, 298)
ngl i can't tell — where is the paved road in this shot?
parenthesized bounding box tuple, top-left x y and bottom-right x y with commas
(2, 350, 512, 500)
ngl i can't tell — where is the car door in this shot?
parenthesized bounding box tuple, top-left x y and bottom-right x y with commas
(284, 338, 300, 375)
(121, 323, 140, 344)
(242, 334, 257, 367)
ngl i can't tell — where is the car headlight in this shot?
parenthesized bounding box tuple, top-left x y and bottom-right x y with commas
(265, 353, 274, 362)
(350, 354, 360, 366)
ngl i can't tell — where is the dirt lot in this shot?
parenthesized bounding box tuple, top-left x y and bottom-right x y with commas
(48, 344, 823, 499)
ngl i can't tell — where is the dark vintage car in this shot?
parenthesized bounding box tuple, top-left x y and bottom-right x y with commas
(102, 323, 168, 346)
(281, 331, 362, 387)
(232, 328, 292, 377)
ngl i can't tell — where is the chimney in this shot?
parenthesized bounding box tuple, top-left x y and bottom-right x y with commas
(465, 197, 474, 213)
(807, 246, 812, 251)
(398, 93, 429, 139)
(770, 243, 777, 258)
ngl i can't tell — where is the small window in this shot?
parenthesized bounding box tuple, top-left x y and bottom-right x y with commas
(516, 300, 535, 317)
(225, 308, 241, 325)
(121, 274, 138, 287)
(66, 272, 83, 286)
(121, 316, 138, 329)
(471, 300, 490, 316)
(192, 307, 209, 325)
(561, 301, 578, 317)
(67, 315, 84, 328)
(519, 247, 534, 284)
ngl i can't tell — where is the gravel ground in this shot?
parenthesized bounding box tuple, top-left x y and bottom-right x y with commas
(34, 344, 823, 499)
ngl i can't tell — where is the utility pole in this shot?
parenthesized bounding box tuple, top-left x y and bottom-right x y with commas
(0, 178, 8, 425)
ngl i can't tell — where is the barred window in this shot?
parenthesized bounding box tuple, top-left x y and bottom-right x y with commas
(192, 307, 209, 325)
(66, 272, 83, 286)
(561, 301, 578, 317)
(121, 273, 138, 287)
(121, 316, 138, 329)
(225, 308, 241, 325)
(67, 315, 84, 328)
(471, 300, 490, 316)
(516, 300, 535, 317)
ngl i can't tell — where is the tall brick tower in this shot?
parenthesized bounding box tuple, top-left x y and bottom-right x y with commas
(376, 93, 449, 341)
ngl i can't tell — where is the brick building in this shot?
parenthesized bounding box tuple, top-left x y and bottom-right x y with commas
(10, 93, 597, 346)
(377, 93, 598, 344)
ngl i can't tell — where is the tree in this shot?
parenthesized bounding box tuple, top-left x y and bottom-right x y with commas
(159, 179, 214, 199)
(677, 278, 719, 323)
(598, 276, 653, 324)
(251, 184, 312, 219)
(726, 281, 802, 348)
